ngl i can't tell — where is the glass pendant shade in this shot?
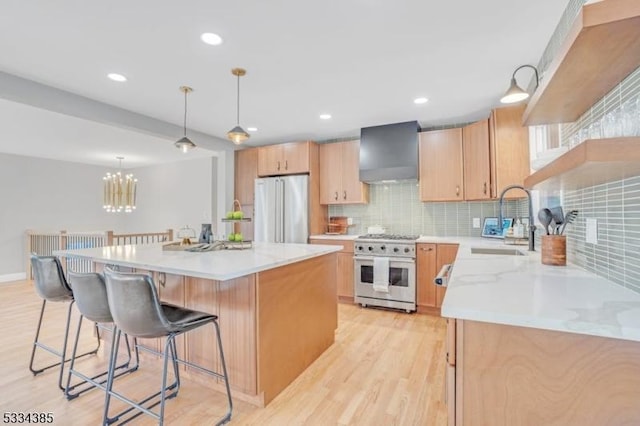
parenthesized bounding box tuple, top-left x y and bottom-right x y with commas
(227, 126, 250, 145)
(103, 157, 137, 213)
(175, 136, 196, 153)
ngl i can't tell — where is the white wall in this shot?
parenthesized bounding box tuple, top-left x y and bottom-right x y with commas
(121, 156, 216, 236)
(0, 152, 229, 279)
(0, 153, 121, 278)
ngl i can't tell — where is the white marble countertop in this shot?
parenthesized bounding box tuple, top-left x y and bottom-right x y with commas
(309, 234, 360, 240)
(56, 242, 342, 282)
(436, 237, 640, 343)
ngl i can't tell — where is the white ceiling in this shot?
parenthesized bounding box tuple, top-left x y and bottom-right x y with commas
(0, 0, 570, 165)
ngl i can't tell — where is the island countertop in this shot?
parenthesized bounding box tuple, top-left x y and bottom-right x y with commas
(55, 242, 342, 281)
(435, 237, 640, 343)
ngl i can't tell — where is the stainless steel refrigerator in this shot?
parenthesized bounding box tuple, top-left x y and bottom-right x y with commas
(254, 175, 309, 243)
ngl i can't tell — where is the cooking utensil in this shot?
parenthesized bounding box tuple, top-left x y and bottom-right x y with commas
(560, 210, 578, 235)
(549, 206, 564, 234)
(538, 208, 553, 235)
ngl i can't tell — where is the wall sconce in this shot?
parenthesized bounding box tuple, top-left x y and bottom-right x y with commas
(500, 65, 539, 104)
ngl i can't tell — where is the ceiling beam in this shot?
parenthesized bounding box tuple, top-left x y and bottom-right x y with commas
(0, 70, 234, 152)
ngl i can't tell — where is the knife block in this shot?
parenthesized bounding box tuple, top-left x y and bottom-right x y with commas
(541, 235, 566, 266)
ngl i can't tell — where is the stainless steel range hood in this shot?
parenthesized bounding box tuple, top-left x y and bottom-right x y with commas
(359, 121, 419, 182)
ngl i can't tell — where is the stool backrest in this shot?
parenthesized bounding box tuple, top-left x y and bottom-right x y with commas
(103, 268, 171, 338)
(30, 255, 73, 301)
(68, 272, 113, 323)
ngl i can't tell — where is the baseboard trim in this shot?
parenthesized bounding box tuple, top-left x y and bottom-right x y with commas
(0, 272, 27, 283)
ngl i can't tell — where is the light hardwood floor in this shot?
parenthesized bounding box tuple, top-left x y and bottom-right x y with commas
(0, 281, 447, 425)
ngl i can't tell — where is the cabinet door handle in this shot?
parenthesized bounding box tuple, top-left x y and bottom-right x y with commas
(334, 191, 338, 201)
(277, 161, 281, 171)
(420, 247, 433, 251)
(285, 160, 288, 170)
(343, 190, 347, 200)
(158, 272, 166, 287)
(483, 182, 487, 195)
(455, 186, 460, 197)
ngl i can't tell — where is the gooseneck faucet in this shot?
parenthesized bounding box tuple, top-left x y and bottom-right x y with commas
(498, 184, 536, 252)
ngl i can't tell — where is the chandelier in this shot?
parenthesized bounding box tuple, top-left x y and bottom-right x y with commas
(103, 156, 137, 213)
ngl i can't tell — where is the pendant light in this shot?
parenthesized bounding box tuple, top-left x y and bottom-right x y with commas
(500, 65, 539, 104)
(227, 68, 250, 145)
(103, 157, 137, 213)
(175, 86, 196, 153)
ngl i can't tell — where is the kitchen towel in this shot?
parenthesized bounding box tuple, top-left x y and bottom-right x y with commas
(372, 257, 390, 293)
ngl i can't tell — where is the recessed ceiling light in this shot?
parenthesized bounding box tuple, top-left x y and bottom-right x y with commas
(247, 127, 258, 132)
(107, 73, 127, 82)
(319, 114, 332, 120)
(414, 97, 429, 104)
(201, 33, 223, 46)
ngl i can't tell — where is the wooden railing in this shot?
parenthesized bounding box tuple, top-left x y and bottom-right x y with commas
(25, 229, 173, 278)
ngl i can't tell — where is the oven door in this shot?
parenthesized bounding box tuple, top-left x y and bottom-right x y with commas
(354, 256, 416, 303)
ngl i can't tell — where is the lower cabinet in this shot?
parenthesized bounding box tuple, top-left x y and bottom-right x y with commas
(447, 319, 640, 425)
(309, 239, 354, 301)
(416, 243, 459, 313)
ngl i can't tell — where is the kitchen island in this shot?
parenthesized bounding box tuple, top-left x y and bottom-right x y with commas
(56, 242, 342, 406)
(436, 238, 640, 425)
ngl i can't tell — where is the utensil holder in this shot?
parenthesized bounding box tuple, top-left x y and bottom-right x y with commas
(541, 235, 566, 266)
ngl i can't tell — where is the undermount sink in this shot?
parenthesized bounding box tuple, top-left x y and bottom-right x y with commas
(470, 247, 526, 256)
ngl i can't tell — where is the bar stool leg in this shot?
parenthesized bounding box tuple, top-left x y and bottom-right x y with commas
(214, 320, 233, 425)
(64, 319, 139, 400)
(29, 300, 101, 389)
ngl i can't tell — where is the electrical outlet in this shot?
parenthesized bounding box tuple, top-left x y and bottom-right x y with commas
(473, 218, 481, 228)
(586, 218, 598, 244)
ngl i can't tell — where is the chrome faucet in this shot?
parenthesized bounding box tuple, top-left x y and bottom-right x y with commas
(498, 184, 536, 251)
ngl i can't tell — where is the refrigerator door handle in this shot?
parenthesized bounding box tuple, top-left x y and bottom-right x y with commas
(275, 178, 281, 243)
(280, 179, 285, 242)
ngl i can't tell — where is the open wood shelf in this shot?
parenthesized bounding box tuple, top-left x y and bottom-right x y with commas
(523, 0, 640, 126)
(524, 137, 640, 190)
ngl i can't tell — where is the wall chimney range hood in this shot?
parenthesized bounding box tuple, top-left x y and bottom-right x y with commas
(359, 121, 419, 182)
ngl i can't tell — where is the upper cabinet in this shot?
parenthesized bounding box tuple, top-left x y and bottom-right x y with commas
(523, 0, 640, 125)
(462, 119, 492, 201)
(235, 148, 258, 205)
(257, 141, 311, 176)
(319, 140, 369, 205)
(489, 104, 531, 198)
(419, 128, 464, 202)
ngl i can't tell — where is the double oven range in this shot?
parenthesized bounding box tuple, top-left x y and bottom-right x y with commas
(353, 234, 418, 313)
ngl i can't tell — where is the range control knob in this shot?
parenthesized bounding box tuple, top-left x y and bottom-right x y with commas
(368, 246, 373, 251)
(393, 247, 399, 253)
(357, 246, 363, 251)
(404, 247, 410, 253)
(380, 246, 386, 251)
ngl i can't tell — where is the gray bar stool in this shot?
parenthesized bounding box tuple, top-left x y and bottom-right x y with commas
(103, 268, 233, 425)
(29, 255, 100, 390)
(64, 272, 140, 399)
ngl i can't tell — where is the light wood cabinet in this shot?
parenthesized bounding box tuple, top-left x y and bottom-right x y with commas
(257, 141, 311, 176)
(416, 243, 458, 313)
(462, 119, 491, 200)
(448, 319, 640, 425)
(416, 243, 437, 308)
(489, 105, 530, 199)
(309, 238, 354, 301)
(234, 148, 258, 206)
(419, 129, 464, 202)
(319, 140, 369, 205)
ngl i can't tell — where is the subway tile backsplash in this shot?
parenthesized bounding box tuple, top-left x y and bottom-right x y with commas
(561, 176, 640, 294)
(328, 181, 527, 237)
